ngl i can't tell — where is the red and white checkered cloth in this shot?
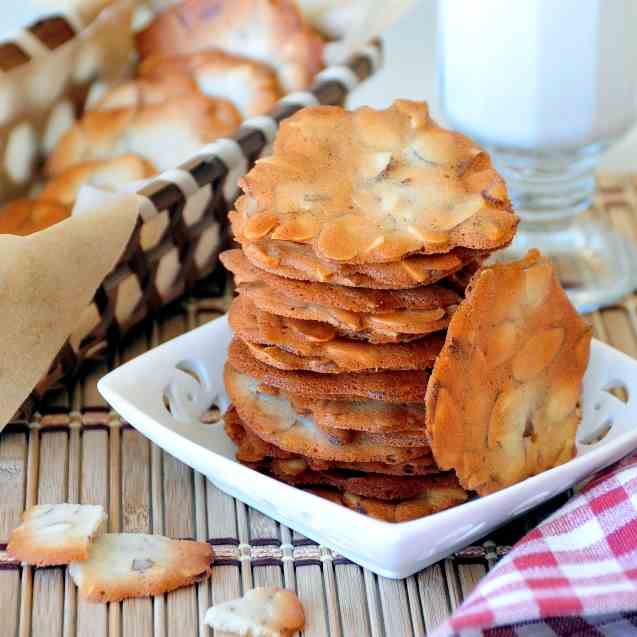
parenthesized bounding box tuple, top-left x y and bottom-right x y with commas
(434, 451, 637, 637)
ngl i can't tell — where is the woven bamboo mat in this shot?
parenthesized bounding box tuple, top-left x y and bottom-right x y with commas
(1, 174, 637, 637)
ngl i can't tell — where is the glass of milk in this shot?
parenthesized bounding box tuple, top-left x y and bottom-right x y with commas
(437, 0, 637, 311)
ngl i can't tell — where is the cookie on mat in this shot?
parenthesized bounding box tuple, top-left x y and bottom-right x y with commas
(205, 587, 305, 637)
(306, 473, 468, 523)
(426, 250, 592, 495)
(228, 338, 430, 403)
(7, 503, 106, 565)
(69, 533, 214, 602)
(232, 100, 517, 263)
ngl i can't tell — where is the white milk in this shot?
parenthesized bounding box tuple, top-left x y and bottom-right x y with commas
(437, 0, 637, 151)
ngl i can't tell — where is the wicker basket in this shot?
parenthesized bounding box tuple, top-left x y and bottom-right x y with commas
(16, 42, 382, 420)
(0, 1, 141, 203)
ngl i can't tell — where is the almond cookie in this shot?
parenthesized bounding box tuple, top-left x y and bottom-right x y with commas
(240, 237, 479, 289)
(225, 365, 428, 463)
(45, 93, 241, 176)
(40, 155, 157, 206)
(205, 587, 305, 637)
(139, 50, 282, 118)
(222, 250, 459, 343)
(7, 503, 106, 566)
(232, 100, 517, 263)
(228, 337, 430, 403)
(229, 295, 444, 373)
(306, 473, 468, 523)
(425, 250, 592, 495)
(224, 407, 435, 476)
(253, 460, 435, 501)
(239, 279, 454, 343)
(0, 198, 70, 235)
(135, 0, 324, 92)
(69, 533, 214, 602)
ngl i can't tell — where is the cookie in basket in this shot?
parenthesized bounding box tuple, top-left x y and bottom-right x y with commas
(135, 0, 324, 92)
(205, 587, 305, 637)
(229, 295, 444, 373)
(224, 407, 435, 476)
(0, 198, 70, 235)
(240, 239, 479, 289)
(426, 250, 593, 495)
(45, 91, 240, 175)
(7, 503, 106, 566)
(39, 155, 157, 206)
(305, 473, 468, 523)
(69, 533, 214, 602)
(232, 100, 518, 264)
(138, 50, 282, 118)
(225, 364, 428, 464)
(228, 337, 430, 403)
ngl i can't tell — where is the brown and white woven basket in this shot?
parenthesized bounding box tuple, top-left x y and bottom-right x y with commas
(17, 41, 383, 420)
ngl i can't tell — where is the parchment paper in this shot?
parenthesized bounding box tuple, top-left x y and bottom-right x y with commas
(0, 189, 142, 431)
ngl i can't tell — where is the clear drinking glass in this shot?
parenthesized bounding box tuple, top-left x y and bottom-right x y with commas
(437, 0, 637, 311)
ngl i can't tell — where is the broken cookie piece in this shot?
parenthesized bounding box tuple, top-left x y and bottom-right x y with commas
(69, 533, 214, 602)
(7, 503, 106, 566)
(205, 587, 305, 637)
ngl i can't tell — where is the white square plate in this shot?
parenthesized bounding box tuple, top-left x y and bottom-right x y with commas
(99, 315, 637, 579)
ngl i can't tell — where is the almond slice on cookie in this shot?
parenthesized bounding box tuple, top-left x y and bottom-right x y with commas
(205, 587, 305, 637)
(69, 533, 214, 602)
(7, 503, 106, 566)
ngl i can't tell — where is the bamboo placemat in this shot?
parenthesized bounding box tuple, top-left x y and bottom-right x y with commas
(1, 174, 637, 637)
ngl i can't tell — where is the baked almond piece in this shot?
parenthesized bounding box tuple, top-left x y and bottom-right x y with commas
(231, 100, 518, 264)
(139, 50, 282, 118)
(0, 198, 70, 235)
(7, 503, 106, 566)
(40, 155, 157, 206)
(205, 587, 305, 637)
(426, 250, 592, 495)
(135, 0, 324, 92)
(45, 92, 240, 176)
(69, 533, 214, 602)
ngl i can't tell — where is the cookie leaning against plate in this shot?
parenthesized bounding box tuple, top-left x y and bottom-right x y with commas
(228, 337, 430, 403)
(225, 365, 428, 463)
(229, 295, 445, 373)
(231, 100, 518, 264)
(425, 250, 593, 495)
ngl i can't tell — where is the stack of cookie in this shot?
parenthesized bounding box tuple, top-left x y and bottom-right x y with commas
(220, 100, 533, 522)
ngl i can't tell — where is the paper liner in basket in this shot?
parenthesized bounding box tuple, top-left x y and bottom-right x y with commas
(0, 187, 142, 432)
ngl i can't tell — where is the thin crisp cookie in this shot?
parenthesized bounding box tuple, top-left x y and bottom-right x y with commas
(205, 587, 305, 637)
(232, 100, 517, 263)
(69, 533, 214, 602)
(425, 250, 593, 495)
(7, 503, 106, 566)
